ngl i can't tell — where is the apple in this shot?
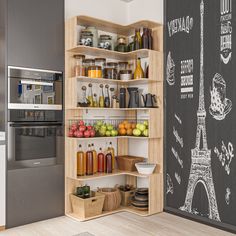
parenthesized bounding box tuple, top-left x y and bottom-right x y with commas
(136, 124, 141, 130)
(77, 131, 84, 138)
(111, 130, 118, 137)
(143, 129, 149, 137)
(138, 124, 146, 132)
(99, 129, 106, 136)
(84, 130, 90, 138)
(78, 120, 84, 126)
(107, 125, 113, 131)
(94, 125, 100, 132)
(70, 124, 77, 132)
(101, 125, 107, 131)
(106, 131, 111, 136)
(79, 125, 86, 132)
(133, 129, 141, 136)
(87, 125, 93, 131)
(143, 121, 148, 127)
(90, 129, 96, 137)
(68, 130, 74, 137)
(96, 121, 103, 127)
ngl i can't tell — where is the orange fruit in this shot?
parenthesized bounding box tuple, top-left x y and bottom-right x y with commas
(131, 123, 136, 129)
(125, 123, 131, 130)
(126, 128, 133, 136)
(119, 128, 127, 135)
(123, 120, 128, 124)
(119, 123, 125, 129)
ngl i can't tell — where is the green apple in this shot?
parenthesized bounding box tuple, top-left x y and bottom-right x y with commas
(136, 124, 141, 130)
(99, 129, 106, 136)
(106, 131, 111, 136)
(133, 129, 141, 136)
(101, 125, 107, 131)
(143, 129, 149, 137)
(107, 125, 113, 131)
(138, 124, 146, 132)
(96, 121, 103, 127)
(143, 121, 148, 127)
(111, 130, 118, 136)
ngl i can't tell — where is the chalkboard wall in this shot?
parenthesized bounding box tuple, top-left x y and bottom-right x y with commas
(165, 0, 236, 231)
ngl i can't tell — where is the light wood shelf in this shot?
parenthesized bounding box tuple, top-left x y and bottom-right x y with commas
(65, 15, 164, 221)
(71, 76, 160, 85)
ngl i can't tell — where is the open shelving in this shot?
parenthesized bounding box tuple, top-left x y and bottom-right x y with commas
(65, 15, 163, 221)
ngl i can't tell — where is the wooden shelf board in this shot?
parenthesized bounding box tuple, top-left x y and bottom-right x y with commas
(66, 107, 158, 111)
(66, 136, 158, 141)
(67, 46, 161, 60)
(66, 205, 149, 222)
(76, 15, 162, 36)
(68, 170, 158, 181)
(71, 76, 159, 85)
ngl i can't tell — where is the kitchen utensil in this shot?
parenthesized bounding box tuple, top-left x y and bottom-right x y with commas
(119, 87, 126, 108)
(135, 162, 156, 175)
(120, 70, 133, 81)
(141, 93, 158, 108)
(127, 87, 139, 108)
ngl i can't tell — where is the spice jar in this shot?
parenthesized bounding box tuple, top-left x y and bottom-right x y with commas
(115, 36, 128, 52)
(95, 58, 106, 78)
(105, 68, 118, 80)
(73, 54, 85, 77)
(88, 66, 102, 78)
(86, 26, 98, 47)
(119, 70, 133, 81)
(80, 30, 93, 47)
(83, 59, 95, 76)
(106, 62, 118, 69)
(98, 35, 113, 50)
(118, 61, 128, 79)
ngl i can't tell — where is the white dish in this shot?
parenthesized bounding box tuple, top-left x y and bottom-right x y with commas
(135, 162, 156, 175)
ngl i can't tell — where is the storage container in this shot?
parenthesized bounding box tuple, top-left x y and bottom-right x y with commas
(120, 189, 136, 206)
(116, 156, 144, 171)
(88, 66, 102, 78)
(70, 191, 105, 219)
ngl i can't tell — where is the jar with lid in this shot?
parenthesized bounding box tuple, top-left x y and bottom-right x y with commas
(73, 54, 85, 77)
(80, 30, 93, 47)
(118, 61, 128, 80)
(95, 58, 106, 78)
(86, 26, 98, 47)
(105, 62, 118, 80)
(83, 59, 95, 76)
(98, 35, 113, 50)
(106, 62, 118, 69)
(119, 70, 133, 81)
(115, 36, 128, 52)
(88, 66, 102, 78)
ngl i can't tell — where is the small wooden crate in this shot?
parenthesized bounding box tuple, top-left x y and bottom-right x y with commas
(120, 189, 136, 206)
(116, 156, 144, 171)
(70, 191, 105, 219)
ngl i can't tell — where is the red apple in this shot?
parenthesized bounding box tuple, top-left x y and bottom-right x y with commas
(90, 129, 96, 137)
(84, 130, 90, 138)
(87, 125, 93, 131)
(78, 120, 85, 126)
(70, 124, 77, 132)
(79, 125, 86, 132)
(68, 130, 74, 137)
(76, 131, 84, 138)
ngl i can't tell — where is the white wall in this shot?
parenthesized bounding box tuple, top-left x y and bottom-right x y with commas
(65, 0, 128, 24)
(127, 0, 163, 24)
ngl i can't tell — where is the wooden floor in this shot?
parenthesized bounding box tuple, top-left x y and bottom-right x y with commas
(0, 212, 234, 236)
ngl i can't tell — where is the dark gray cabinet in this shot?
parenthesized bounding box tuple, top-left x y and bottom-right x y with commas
(6, 165, 64, 228)
(7, 0, 64, 71)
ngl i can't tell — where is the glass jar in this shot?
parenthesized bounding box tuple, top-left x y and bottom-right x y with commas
(88, 66, 102, 78)
(73, 54, 85, 77)
(83, 59, 95, 76)
(119, 70, 133, 81)
(128, 36, 135, 52)
(106, 62, 118, 69)
(80, 30, 93, 47)
(105, 68, 118, 80)
(98, 35, 113, 50)
(95, 58, 106, 78)
(118, 61, 128, 79)
(115, 36, 128, 52)
(86, 26, 98, 47)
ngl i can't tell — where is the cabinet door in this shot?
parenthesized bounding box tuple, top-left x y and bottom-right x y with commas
(7, 0, 64, 71)
(0, 144, 6, 227)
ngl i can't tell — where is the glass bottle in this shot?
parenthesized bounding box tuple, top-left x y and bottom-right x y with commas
(134, 29, 142, 50)
(97, 148, 105, 173)
(104, 84, 110, 108)
(142, 28, 149, 49)
(134, 58, 144, 79)
(148, 29, 153, 50)
(109, 88, 115, 108)
(105, 151, 113, 173)
(86, 144, 93, 175)
(77, 144, 86, 176)
(93, 93, 98, 107)
(81, 86, 87, 104)
(107, 142, 115, 170)
(99, 84, 105, 108)
(74, 54, 85, 77)
(91, 143, 97, 174)
(88, 83, 94, 107)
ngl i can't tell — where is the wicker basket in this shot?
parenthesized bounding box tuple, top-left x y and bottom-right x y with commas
(116, 156, 144, 171)
(70, 191, 105, 219)
(98, 187, 121, 211)
(120, 189, 136, 206)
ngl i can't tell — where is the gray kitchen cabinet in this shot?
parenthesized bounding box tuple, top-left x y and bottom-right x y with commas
(7, 0, 64, 71)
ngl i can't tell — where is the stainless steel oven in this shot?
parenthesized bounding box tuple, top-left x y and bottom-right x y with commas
(8, 66, 63, 111)
(7, 122, 64, 169)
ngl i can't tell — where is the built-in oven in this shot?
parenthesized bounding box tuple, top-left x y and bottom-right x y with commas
(8, 66, 63, 111)
(7, 121, 64, 169)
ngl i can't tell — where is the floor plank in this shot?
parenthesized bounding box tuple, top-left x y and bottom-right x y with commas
(0, 213, 234, 236)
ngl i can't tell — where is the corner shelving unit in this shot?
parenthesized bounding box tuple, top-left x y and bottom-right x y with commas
(65, 15, 163, 221)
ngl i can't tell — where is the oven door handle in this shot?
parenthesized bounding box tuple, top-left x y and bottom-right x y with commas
(9, 122, 63, 128)
(20, 79, 53, 86)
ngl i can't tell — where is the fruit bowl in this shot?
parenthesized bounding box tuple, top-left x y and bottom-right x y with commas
(135, 163, 156, 175)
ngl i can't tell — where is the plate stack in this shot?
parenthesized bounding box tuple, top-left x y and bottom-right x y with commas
(131, 188, 148, 211)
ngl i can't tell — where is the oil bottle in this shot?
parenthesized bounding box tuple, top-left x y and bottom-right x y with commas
(107, 142, 115, 170)
(97, 148, 105, 173)
(91, 143, 97, 174)
(77, 144, 86, 176)
(86, 144, 93, 175)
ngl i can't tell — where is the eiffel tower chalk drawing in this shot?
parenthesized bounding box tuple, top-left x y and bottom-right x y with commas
(179, 0, 221, 221)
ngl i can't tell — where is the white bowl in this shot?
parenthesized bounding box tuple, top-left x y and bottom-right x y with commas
(135, 162, 156, 175)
